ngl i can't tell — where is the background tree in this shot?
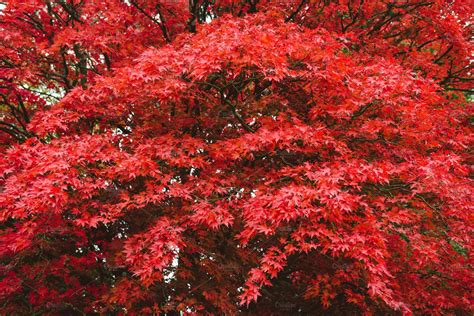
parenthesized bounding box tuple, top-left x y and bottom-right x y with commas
(0, 1, 472, 314)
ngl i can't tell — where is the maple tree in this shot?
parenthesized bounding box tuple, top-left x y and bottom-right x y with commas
(0, 0, 473, 314)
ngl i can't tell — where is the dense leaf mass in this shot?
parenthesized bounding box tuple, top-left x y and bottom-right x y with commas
(0, 1, 473, 315)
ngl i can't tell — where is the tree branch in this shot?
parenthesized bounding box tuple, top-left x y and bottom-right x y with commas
(285, 0, 308, 22)
(130, 1, 171, 43)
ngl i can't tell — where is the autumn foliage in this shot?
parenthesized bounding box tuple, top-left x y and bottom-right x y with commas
(0, 0, 473, 314)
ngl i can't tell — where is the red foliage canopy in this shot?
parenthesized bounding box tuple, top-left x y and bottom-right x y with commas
(0, 1, 472, 314)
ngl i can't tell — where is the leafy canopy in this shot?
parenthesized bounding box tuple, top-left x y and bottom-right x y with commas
(0, 0, 472, 314)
